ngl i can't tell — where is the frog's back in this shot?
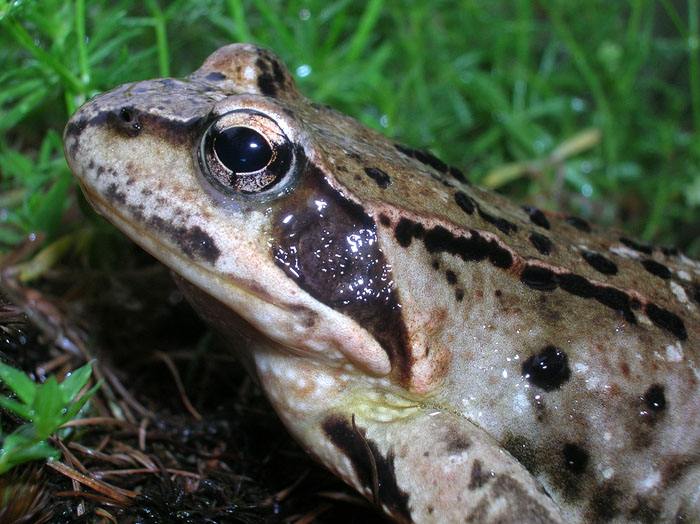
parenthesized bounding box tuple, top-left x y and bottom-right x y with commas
(285, 42, 700, 520)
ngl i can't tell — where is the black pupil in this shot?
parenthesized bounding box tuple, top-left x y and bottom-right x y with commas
(214, 127, 272, 173)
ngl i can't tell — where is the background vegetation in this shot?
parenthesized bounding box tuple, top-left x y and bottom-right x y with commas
(0, 1, 698, 521)
(0, 0, 699, 257)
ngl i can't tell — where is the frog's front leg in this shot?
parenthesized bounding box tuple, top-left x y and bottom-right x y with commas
(254, 350, 564, 524)
(320, 408, 564, 524)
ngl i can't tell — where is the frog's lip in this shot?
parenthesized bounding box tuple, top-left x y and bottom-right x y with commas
(77, 180, 269, 307)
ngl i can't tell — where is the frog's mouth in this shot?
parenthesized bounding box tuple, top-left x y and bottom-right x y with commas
(75, 180, 392, 376)
(78, 180, 262, 299)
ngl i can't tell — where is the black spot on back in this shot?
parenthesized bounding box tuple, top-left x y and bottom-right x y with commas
(454, 191, 475, 215)
(255, 56, 286, 97)
(363, 167, 391, 188)
(321, 416, 411, 521)
(522, 345, 570, 391)
(414, 149, 447, 173)
(468, 460, 491, 490)
(593, 287, 636, 323)
(529, 232, 552, 255)
(394, 218, 514, 270)
(645, 303, 687, 340)
(661, 246, 679, 256)
(448, 165, 469, 184)
(445, 270, 457, 285)
(423, 225, 514, 269)
(562, 443, 588, 473)
(425, 170, 454, 187)
(522, 205, 550, 230)
(581, 251, 618, 275)
(692, 283, 700, 304)
(379, 214, 391, 227)
(394, 218, 425, 248)
(640, 259, 671, 279)
(619, 237, 654, 255)
(205, 71, 226, 81)
(444, 432, 471, 453)
(557, 273, 597, 299)
(520, 266, 557, 291)
(643, 384, 666, 411)
(565, 216, 591, 232)
(394, 143, 449, 173)
(476, 205, 518, 235)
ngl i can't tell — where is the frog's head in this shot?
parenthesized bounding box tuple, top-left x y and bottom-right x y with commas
(64, 44, 405, 379)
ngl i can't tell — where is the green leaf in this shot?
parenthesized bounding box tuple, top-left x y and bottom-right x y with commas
(0, 361, 37, 404)
(0, 432, 59, 474)
(19, 233, 76, 282)
(58, 361, 93, 404)
(27, 173, 72, 238)
(62, 381, 101, 424)
(0, 396, 32, 421)
(32, 376, 63, 439)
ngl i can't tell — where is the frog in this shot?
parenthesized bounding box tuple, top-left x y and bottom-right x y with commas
(63, 43, 700, 523)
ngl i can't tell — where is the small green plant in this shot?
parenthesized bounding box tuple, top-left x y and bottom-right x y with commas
(0, 361, 100, 474)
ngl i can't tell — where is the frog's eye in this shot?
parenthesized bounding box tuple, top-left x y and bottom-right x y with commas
(199, 110, 295, 196)
(214, 127, 272, 173)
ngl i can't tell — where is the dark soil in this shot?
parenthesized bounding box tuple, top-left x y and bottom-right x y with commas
(0, 245, 382, 523)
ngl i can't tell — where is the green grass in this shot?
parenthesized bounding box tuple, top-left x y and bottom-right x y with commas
(0, 361, 99, 474)
(1, 0, 699, 258)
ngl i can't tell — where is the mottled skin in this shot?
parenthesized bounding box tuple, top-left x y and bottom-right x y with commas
(63, 44, 700, 523)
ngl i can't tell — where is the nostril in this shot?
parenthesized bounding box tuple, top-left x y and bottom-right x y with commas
(114, 107, 141, 136)
(120, 107, 136, 124)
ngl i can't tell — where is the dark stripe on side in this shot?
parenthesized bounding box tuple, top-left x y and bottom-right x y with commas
(521, 263, 688, 338)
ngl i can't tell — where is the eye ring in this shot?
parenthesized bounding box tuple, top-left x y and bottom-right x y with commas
(199, 110, 296, 196)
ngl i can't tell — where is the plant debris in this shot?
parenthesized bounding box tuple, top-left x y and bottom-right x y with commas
(0, 246, 380, 523)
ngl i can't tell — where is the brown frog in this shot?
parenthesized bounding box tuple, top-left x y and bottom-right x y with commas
(63, 44, 700, 523)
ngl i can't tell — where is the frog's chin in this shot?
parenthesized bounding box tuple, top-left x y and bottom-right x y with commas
(76, 181, 394, 378)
